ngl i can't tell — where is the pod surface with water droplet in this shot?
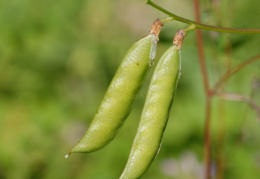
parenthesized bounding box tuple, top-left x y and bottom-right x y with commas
(119, 44, 181, 179)
(69, 33, 158, 154)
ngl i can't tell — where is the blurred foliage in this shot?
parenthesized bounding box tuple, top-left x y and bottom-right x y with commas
(0, 0, 260, 179)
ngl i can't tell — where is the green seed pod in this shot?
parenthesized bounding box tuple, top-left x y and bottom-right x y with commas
(119, 29, 185, 179)
(66, 20, 163, 156)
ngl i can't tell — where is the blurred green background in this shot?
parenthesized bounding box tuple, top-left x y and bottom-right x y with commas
(0, 0, 260, 178)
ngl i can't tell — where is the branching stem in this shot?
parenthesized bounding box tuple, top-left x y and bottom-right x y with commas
(213, 54, 260, 92)
(147, 1, 260, 179)
(192, 0, 212, 178)
(217, 92, 260, 121)
(146, 0, 260, 33)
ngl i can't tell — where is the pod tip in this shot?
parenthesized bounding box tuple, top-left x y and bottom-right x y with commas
(65, 152, 71, 159)
(149, 18, 164, 41)
(173, 29, 186, 50)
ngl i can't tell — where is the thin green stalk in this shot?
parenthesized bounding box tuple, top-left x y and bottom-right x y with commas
(183, 24, 196, 32)
(146, 0, 260, 34)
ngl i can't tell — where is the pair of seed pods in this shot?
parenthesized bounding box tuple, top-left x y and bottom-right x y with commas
(66, 19, 186, 179)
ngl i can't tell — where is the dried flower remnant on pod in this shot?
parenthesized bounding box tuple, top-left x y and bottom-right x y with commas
(173, 29, 186, 50)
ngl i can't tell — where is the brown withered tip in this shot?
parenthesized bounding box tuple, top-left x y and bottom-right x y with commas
(173, 29, 186, 50)
(149, 18, 164, 41)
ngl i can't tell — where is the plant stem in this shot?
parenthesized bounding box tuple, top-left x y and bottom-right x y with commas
(146, 0, 260, 34)
(193, 3, 210, 95)
(213, 54, 260, 92)
(193, 0, 212, 178)
(216, 98, 225, 179)
(217, 92, 260, 120)
(183, 24, 196, 32)
(204, 97, 212, 179)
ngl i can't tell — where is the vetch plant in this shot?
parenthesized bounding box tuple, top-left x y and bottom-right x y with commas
(66, 1, 260, 179)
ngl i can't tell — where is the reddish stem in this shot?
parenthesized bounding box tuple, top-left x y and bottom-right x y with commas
(204, 97, 212, 179)
(216, 98, 226, 179)
(194, 8, 210, 94)
(217, 92, 260, 120)
(193, 0, 212, 179)
(213, 54, 260, 93)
